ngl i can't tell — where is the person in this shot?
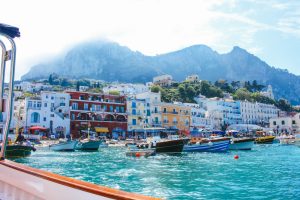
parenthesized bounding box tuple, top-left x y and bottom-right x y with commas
(15, 132, 25, 144)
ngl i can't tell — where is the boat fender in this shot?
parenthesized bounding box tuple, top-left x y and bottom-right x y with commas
(208, 141, 213, 146)
(152, 141, 156, 147)
(32, 147, 37, 152)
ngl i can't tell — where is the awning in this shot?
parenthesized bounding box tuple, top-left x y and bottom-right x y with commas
(28, 126, 47, 131)
(95, 127, 109, 133)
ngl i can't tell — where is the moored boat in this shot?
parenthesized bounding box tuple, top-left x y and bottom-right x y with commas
(255, 136, 276, 144)
(183, 137, 230, 153)
(49, 139, 78, 151)
(229, 138, 255, 150)
(76, 139, 102, 151)
(0, 144, 36, 158)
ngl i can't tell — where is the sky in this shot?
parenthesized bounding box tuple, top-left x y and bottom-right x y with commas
(1, 0, 300, 79)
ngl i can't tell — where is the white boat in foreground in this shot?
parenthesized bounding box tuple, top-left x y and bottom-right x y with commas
(49, 139, 78, 151)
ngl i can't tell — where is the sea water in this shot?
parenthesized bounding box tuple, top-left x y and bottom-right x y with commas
(15, 144, 300, 200)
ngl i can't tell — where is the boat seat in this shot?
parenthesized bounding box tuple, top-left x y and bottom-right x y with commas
(0, 24, 20, 38)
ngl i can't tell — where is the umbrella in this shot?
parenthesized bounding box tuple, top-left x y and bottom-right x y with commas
(28, 126, 47, 131)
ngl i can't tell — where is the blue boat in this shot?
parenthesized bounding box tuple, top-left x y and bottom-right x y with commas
(183, 137, 230, 153)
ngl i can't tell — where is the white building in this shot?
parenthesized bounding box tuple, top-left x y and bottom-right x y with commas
(196, 96, 242, 128)
(260, 85, 274, 99)
(153, 74, 173, 87)
(25, 92, 70, 136)
(103, 83, 149, 96)
(184, 103, 213, 130)
(269, 113, 300, 134)
(240, 100, 279, 126)
(185, 74, 200, 82)
(14, 81, 52, 93)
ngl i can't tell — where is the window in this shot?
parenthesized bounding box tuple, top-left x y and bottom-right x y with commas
(43, 117, 46, 121)
(281, 120, 285, 125)
(173, 109, 176, 113)
(154, 107, 158, 113)
(110, 105, 114, 112)
(132, 102, 136, 108)
(120, 107, 124, 113)
(31, 112, 40, 123)
(163, 108, 167, 113)
(51, 96, 54, 100)
(147, 109, 150, 116)
(84, 103, 89, 110)
(44, 103, 47, 107)
(51, 114, 54, 117)
(115, 106, 120, 112)
(72, 114, 75, 120)
(132, 109, 136, 115)
(72, 103, 78, 110)
(60, 103, 66, 106)
(292, 120, 296, 125)
(132, 119, 137, 125)
(46, 95, 48, 99)
(28, 101, 32, 108)
(103, 105, 107, 111)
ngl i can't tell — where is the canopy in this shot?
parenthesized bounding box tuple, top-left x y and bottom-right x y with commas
(28, 126, 47, 131)
(0, 23, 20, 38)
(95, 127, 109, 133)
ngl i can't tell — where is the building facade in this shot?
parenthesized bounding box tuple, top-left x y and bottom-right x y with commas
(153, 74, 173, 87)
(160, 102, 191, 134)
(269, 113, 300, 134)
(25, 92, 70, 137)
(68, 91, 127, 139)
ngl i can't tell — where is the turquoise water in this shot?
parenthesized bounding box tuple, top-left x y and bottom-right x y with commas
(15, 144, 300, 200)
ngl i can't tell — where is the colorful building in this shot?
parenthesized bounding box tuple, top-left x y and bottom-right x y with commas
(160, 102, 191, 134)
(68, 91, 127, 139)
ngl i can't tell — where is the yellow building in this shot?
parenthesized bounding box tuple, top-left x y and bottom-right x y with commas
(127, 98, 147, 131)
(160, 103, 191, 133)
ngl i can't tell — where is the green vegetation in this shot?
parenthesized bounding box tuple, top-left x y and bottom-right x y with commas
(108, 90, 120, 95)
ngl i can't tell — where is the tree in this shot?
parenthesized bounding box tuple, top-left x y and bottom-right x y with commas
(276, 99, 293, 112)
(48, 74, 53, 85)
(76, 81, 80, 91)
(233, 88, 252, 101)
(151, 85, 161, 93)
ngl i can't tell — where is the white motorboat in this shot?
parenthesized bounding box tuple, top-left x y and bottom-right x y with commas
(49, 139, 78, 151)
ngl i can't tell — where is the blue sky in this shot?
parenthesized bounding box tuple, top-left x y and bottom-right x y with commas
(1, 0, 300, 79)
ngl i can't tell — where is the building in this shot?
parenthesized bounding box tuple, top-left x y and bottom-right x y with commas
(103, 83, 149, 96)
(185, 74, 200, 83)
(14, 81, 52, 93)
(160, 102, 191, 134)
(240, 100, 279, 126)
(153, 74, 173, 87)
(260, 85, 274, 99)
(184, 103, 213, 130)
(201, 97, 242, 128)
(269, 113, 300, 134)
(127, 98, 148, 131)
(68, 91, 127, 139)
(25, 92, 70, 137)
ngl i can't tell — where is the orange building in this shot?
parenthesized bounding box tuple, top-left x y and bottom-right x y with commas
(160, 103, 191, 134)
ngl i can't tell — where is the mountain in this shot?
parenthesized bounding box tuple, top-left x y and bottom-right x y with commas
(22, 40, 300, 105)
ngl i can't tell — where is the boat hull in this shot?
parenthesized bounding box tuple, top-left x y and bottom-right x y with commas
(49, 140, 78, 151)
(1, 145, 34, 158)
(255, 136, 275, 144)
(155, 139, 189, 153)
(77, 140, 101, 151)
(0, 160, 159, 200)
(229, 139, 254, 150)
(184, 139, 230, 153)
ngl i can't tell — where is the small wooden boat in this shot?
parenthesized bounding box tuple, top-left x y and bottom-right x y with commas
(229, 138, 255, 150)
(49, 139, 78, 151)
(183, 137, 230, 153)
(255, 136, 276, 144)
(142, 136, 189, 153)
(76, 139, 102, 151)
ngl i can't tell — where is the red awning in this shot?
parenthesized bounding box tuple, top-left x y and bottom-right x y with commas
(28, 126, 47, 131)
